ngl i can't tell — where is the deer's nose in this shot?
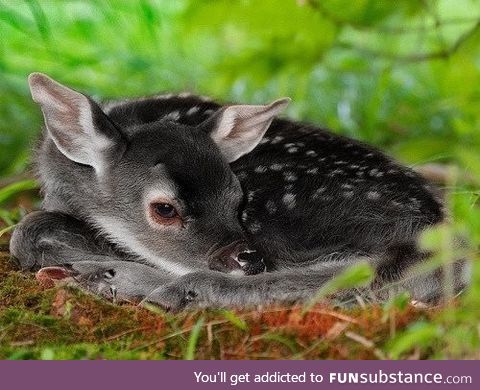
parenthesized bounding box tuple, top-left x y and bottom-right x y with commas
(208, 240, 254, 273)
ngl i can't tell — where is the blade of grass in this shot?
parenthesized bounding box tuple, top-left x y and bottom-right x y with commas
(0, 179, 38, 205)
(184, 316, 204, 360)
(24, 0, 51, 44)
(302, 261, 374, 313)
(250, 332, 298, 354)
(0, 209, 15, 225)
(220, 309, 248, 331)
(0, 224, 16, 238)
(386, 322, 442, 359)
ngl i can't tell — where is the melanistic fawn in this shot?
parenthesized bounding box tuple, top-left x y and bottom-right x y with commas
(10, 73, 467, 310)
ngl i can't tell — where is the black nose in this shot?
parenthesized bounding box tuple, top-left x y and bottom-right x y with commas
(237, 251, 266, 275)
(208, 240, 252, 273)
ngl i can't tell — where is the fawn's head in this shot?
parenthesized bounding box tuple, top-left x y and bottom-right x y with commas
(28, 73, 288, 274)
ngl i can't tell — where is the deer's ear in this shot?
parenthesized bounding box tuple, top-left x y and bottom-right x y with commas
(206, 98, 290, 162)
(28, 72, 125, 174)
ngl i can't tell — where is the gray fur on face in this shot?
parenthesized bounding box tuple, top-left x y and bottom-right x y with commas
(9, 73, 469, 311)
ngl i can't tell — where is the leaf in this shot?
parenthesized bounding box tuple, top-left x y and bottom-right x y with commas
(382, 291, 411, 322)
(386, 322, 442, 359)
(221, 310, 248, 331)
(303, 261, 374, 311)
(0, 5, 35, 35)
(0, 179, 38, 205)
(40, 348, 55, 360)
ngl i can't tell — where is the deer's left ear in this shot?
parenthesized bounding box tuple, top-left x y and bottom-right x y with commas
(28, 72, 125, 175)
(206, 98, 290, 162)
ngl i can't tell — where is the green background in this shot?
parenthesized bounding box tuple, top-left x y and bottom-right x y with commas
(1, 0, 480, 178)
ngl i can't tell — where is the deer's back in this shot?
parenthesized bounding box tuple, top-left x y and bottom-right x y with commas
(102, 94, 445, 266)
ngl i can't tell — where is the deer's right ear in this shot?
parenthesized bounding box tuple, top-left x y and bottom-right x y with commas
(28, 73, 125, 175)
(204, 98, 290, 163)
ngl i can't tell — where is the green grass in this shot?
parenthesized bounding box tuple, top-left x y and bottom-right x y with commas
(0, 0, 479, 359)
(0, 231, 478, 360)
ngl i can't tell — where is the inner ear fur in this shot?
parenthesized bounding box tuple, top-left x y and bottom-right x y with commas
(204, 98, 290, 162)
(28, 72, 125, 174)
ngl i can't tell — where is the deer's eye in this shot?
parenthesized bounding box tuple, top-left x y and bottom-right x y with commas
(149, 202, 181, 226)
(153, 203, 177, 219)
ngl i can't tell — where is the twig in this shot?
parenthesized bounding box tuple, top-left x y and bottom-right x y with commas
(336, 19, 480, 63)
(104, 326, 151, 342)
(345, 331, 386, 359)
(304, 0, 480, 35)
(131, 319, 229, 352)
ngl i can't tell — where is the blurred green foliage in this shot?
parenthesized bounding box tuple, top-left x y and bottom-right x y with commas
(0, 0, 479, 359)
(1, 0, 480, 177)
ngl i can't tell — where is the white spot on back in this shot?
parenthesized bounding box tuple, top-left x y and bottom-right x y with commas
(369, 168, 384, 177)
(248, 221, 262, 234)
(266, 200, 277, 214)
(367, 191, 380, 200)
(284, 171, 297, 182)
(282, 193, 296, 209)
(328, 168, 344, 176)
(254, 165, 267, 173)
(164, 111, 180, 121)
(186, 106, 199, 115)
(270, 163, 285, 171)
(311, 187, 326, 200)
(259, 138, 269, 145)
(155, 93, 173, 100)
(409, 197, 421, 205)
(271, 136, 284, 144)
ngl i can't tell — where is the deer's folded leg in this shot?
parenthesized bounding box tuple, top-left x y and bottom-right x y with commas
(143, 266, 358, 311)
(38, 260, 173, 303)
(10, 210, 133, 269)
